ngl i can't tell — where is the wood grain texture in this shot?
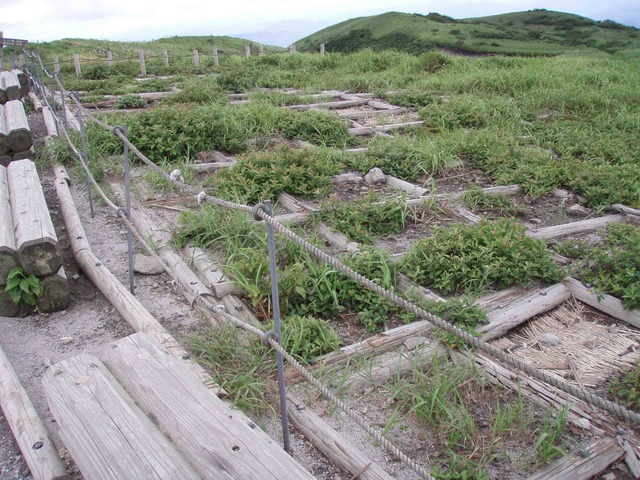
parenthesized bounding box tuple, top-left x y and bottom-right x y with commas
(185, 245, 246, 298)
(0, 344, 70, 480)
(8, 159, 61, 276)
(0, 165, 17, 285)
(0, 104, 10, 155)
(1, 71, 21, 101)
(42, 107, 58, 137)
(28, 92, 43, 113)
(43, 353, 200, 480)
(525, 438, 624, 480)
(385, 175, 428, 197)
(287, 393, 394, 480)
(4, 100, 32, 151)
(528, 214, 625, 240)
(103, 333, 315, 480)
(477, 284, 571, 341)
(563, 277, 640, 329)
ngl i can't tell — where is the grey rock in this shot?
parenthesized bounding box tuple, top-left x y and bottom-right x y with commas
(608, 325, 619, 334)
(539, 332, 561, 347)
(133, 254, 164, 275)
(567, 204, 592, 217)
(364, 167, 386, 186)
(530, 218, 542, 224)
(71, 273, 80, 281)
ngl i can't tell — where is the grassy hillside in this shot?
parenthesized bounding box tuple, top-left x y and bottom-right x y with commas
(30, 36, 284, 64)
(296, 10, 640, 56)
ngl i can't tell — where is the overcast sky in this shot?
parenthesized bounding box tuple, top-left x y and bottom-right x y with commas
(2, 0, 639, 47)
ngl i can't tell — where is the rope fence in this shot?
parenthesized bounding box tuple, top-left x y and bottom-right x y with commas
(23, 48, 640, 479)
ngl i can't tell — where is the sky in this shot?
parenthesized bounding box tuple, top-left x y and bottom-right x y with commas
(2, 0, 639, 47)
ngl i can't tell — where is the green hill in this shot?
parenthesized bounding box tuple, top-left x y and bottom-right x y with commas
(30, 36, 284, 64)
(295, 10, 640, 56)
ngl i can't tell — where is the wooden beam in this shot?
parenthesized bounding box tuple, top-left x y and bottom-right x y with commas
(11, 69, 28, 87)
(385, 175, 428, 197)
(623, 440, 640, 479)
(4, 100, 33, 152)
(406, 185, 523, 206)
(563, 277, 640, 329)
(8, 159, 61, 276)
(287, 393, 394, 480)
(0, 71, 21, 100)
(285, 98, 370, 111)
(103, 333, 315, 479)
(338, 341, 444, 393)
(54, 166, 224, 394)
(0, 165, 17, 285)
(42, 107, 58, 137)
(525, 438, 624, 480)
(0, 344, 71, 480)
(191, 161, 236, 172)
(529, 214, 625, 240)
(184, 245, 247, 299)
(477, 284, 571, 341)
(337, 107, 409, 120)
(28, 92, 43, 112)
(0, 104, 9, 155)
(43, 353, 200, 480)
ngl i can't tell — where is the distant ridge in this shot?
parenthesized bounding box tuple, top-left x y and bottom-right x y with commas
(295, 10, 640, 56)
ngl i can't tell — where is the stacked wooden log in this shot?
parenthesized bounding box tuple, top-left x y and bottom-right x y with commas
(0, 70, 29, 104)
(0, 100, 34, 166)
(0, 160, 69, 316)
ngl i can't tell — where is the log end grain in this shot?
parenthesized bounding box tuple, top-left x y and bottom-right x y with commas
(18, 241, 62, 277)
(36, 268, 70, 313)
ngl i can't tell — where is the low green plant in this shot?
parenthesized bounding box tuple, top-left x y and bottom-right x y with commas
(557, 223, 640, 309)
(462, 187, 524, 217)
(316, 193, 410, 243)
(400, 219, 564, 294)
(609, 361, 640, 409)
(209, 147, 344, 203)
(4, 267, 43, 307)
(189, 325, 275, 414)
(268, 315, 341, 364)
(114, 93, 147, 109)
(533, 407, 568, 464)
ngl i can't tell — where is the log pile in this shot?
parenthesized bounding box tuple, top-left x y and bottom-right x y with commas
(0, 100, 34, 165)
(0, 160, 69, 316)
(0, 70, 29, 105)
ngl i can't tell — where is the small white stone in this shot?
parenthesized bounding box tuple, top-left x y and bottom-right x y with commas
(60, 337, 73, 345)
(530, 218, 542, 224)
(364, 167, 386, 186)
(539, 332, 561, 347)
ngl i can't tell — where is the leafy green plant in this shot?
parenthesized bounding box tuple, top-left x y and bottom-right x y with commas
(400, 219, 564, 294)
(268, 315, 341, 363)
(609, 361, 640, 409)
(209, 147, 344, 203)
(316, 193, 410, 243)
(533, 407, 568, 464)
(4, 267, 43, 307)
(562, 223, 640, 309)
(114, 93, 147, 109)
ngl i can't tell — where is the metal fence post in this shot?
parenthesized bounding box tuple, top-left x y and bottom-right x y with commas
(263, 200, 292, 453)
(118, 125, 135, 294)
(74, 92, 96, 218)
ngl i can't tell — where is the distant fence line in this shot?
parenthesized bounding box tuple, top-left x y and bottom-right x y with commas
(42, 43, 327, 77)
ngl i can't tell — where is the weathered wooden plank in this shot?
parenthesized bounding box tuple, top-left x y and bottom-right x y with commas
(272, 212, 310, 224)
(0, 104, 10, 155)
(191, 161, 236, 172)
(563, 277, 640, 329)
(55, 166, 223, 394)
(623, 440, 640, 479)
(441, 203, 482, 224)
(337, 107, 409, 120)
(337, 341, 444, 393)
(0, 344, 70, 480)
(0, 165, 17, 286)
(525, 438, 624, 480)
(42, 106, 58, 137)
(103, 333, 315, 479)
(185, 245, 246, 298)
(406, 185, 523, 206)
(8, 159, 61, 276)
(287, 394, 395, 480)
(385, 175, 429, 197)
(317, 222, 359, 252)
(368, 99, 399, 110)
(285, 98, 370, 111)
(1, 71, 21, 101)
(28, 92, 42, 112)
(43, 353, 200, 480)
(36, 267, 70, 313)
(396, 273, 444, 303)
(477, 284, 571, 341)
(529, 214, 625, 240)
(5, 100, 33, 152)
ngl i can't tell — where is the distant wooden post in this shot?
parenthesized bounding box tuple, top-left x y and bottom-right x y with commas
(288, 44, 296, 54)
(0, 31, 4, 69)
(213, 47, 219, 66)
(320, 43, 325, 55)
(138, 49, 146, 76)
(73, 54, 81, 76)
(193, 49, 199, 66)
(245, 45, 251, 59)
(162, 48, 169, 67)
(259, 44, 264, 56)
(107, 50, 113, 67)
(54, 56, 60, 74)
